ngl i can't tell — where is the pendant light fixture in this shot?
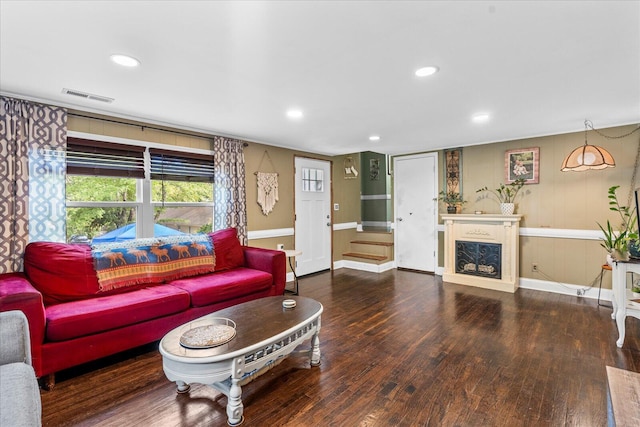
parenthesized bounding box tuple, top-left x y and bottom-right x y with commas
(561, 120, 616, 172)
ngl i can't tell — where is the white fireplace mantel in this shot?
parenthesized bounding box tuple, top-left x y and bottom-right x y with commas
(442, 214, 522, 293)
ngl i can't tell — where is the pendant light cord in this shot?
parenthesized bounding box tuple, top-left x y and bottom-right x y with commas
(585, 120, 640, 139)
(584, 120, 640, 204)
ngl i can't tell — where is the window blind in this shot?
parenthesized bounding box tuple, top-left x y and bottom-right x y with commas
(66, 137, 145, 178)
(149, 148, 214, 183)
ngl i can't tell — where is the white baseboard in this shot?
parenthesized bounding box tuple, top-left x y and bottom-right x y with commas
(326, 264, 612, 302)
(518, 277, 611, 301)
(333, 260, 396, 273)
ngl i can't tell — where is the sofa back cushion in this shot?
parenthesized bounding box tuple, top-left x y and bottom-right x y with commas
(24, 242, 101, 304)
(209, 228, 245, 271)
(24, 234, 218, 304)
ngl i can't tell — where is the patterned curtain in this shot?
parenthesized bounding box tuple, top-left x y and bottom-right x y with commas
(212, 136, 247, 244)
(0, 96, 67, 273)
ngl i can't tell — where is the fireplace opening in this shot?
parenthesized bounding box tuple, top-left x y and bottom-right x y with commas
(455, 240, 501, 279)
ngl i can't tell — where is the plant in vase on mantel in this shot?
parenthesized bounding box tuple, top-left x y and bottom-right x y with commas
(434, 191, 466, 214)
(597, 185, 638, 262)
(476, 178, 525, 215)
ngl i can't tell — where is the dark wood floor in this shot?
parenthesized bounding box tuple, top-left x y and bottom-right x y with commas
(40, 268, 640, 426)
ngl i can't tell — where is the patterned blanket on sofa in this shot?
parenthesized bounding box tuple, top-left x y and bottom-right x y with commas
(91, 234, 216, 291)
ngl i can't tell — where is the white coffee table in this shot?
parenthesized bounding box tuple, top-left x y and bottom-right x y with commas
(159, 296, 322, 426)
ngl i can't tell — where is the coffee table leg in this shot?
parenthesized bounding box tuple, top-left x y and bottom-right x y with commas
(310, 332, 321, 366)
(226, 377, 244, 426)
(176, 381, 190, 394)
(225, 356, 245, 426)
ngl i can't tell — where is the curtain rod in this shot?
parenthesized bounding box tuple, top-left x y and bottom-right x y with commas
(68, 112, 249, 147)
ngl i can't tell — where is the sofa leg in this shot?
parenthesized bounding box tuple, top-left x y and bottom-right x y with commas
(40, 373, 56, 391)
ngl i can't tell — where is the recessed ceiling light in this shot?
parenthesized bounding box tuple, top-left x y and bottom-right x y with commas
(472, 113, 491, 123)
(286, 109, 304, 119)
(110, 54, 140, 67)
(369, 135, 380, 141)
(415, 66, 439, 77)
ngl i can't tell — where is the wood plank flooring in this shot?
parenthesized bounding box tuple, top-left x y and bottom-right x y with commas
(40, 268, 640, 426)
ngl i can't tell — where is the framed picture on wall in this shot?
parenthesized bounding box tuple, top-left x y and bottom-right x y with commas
(370, 158, 380, 180)
(444, 148, 462, 194)
(505, 147, 539, 184)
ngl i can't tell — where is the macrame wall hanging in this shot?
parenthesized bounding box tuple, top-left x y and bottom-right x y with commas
(255, 150, 279, 216)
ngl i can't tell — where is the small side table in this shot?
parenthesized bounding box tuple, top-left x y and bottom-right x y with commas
(283, 249, 302, 295)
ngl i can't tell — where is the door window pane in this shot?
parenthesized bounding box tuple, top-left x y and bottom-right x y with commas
(302, 167, 324, 193)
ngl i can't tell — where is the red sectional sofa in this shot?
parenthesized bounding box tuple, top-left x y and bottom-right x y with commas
(0, 228, 285, 388)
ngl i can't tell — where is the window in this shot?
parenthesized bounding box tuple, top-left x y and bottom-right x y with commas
(149, 148, 214, 234)
(66, 138, 143, 242)
(65, 138, 215, 242)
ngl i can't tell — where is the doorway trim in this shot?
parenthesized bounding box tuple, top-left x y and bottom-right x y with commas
(294, 156, 333, 276)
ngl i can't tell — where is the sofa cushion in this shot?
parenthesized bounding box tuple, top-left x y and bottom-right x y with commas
(24, 242, 101, 304)
(45, 285, 191, 342)
(168, 268, 272, 307)
(209, 228, 244, 271)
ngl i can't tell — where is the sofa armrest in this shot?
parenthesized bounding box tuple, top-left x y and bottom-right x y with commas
(0, 310, 32, 365)
(242, 247, 286, 295)
(0, 273, 46, 372)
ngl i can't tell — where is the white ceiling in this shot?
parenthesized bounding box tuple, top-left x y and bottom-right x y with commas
(1, 1, 639, 156)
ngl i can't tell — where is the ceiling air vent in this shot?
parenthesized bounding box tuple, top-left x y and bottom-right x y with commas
(62, 88, 114, 103)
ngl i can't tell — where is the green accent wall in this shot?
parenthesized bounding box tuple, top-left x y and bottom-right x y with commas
(360, 151, 391, 231)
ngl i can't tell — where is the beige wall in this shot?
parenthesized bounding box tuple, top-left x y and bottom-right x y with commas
(69, 112, 639, 289)
(67, 113, 363, 269)
(437, 124, 640, 289)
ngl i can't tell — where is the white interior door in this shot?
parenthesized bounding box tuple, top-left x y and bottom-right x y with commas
(394, 153, 438, 272)
(294, 157, 332, 276)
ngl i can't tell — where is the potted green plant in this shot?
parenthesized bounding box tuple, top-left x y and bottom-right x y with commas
(597, 185, 638, 262)
(598, 219, 630, 261)
(476, 178, 525, 215)
(434, 190, 466, 214)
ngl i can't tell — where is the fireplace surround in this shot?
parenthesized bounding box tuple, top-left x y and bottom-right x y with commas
(442, 214, 522, 293)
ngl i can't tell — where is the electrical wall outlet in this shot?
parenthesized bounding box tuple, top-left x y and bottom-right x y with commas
(532, 263, 539, 272)
(277, 244, 284, 250)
